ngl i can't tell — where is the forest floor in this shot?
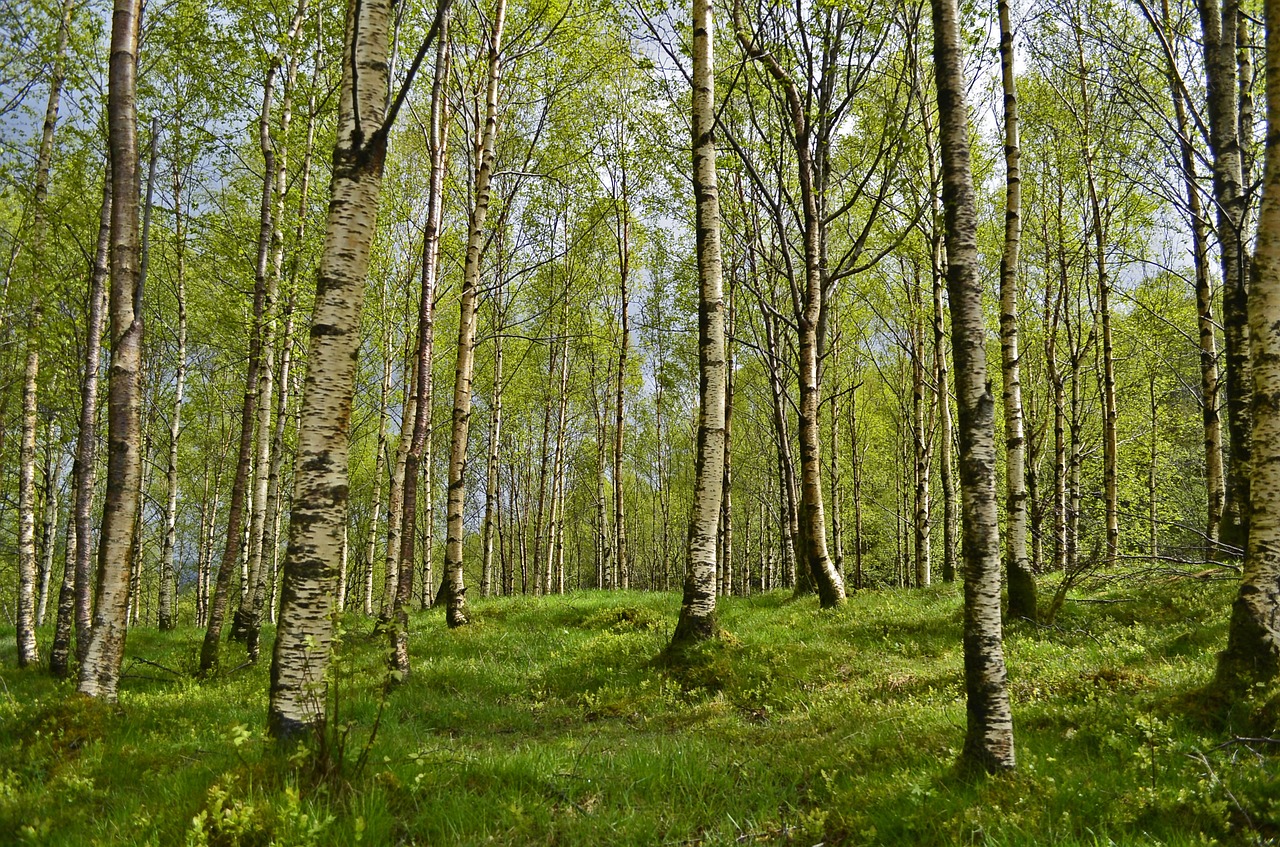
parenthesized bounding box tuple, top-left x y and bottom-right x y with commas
(1, 572, 1278, 846)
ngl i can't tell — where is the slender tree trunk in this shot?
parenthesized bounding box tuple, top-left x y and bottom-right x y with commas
(381, 358, 415, 618)
(1046, 225, 1069, 575)
(1151, 0, 1225, 550)
(395, 20, 449, 667)
(50, 165, 108, 675)
(614, 177, 631, 592)
(235, 2, 307, 660)
(482, 310, 504, 597)
(591, 358, 611, 588)
(532, 300, 554, 595)
(671, 0, 725, 646)
(441, 0, 505, 628)
(830, 352, 843, 584)
(364, 344, 392, 614)
(550, 334, 569, 594)
(1214, 0, 1280, 691)
(266, 306, 297, 625)
(850, 385, 864, 591)
(1067, 348, 1084, 575)
(269, 0, 410, 736)
(266, 27, 319, 625)
(16, 341, 40, 666)
(1200, 0, 1251, 553)
(999, 0, 1035, 617)
(763, 310, 801, 586)
(931, 0, 1015, 770)
(734, 3, 842, 607)
(1149, 374, 1160, 558)
(934, 256, 957, 583)
(911, 270, 934, 588)
(78, 0, 144, 700)
(158, 153, 188, 632)
(18, 0, 75, 670)
(719, 284, 735, 596)
(36, 447, 63, 627)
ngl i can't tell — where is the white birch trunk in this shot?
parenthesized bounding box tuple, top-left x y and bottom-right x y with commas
(930, 0, 1016, 770)
(78, 0, 144, 701)
(1216, 0, 1280, 689)
(441, 0, 506, 627)
(671, 0, 725, 647)
(999, 0, 1035, 617)
(269, 0, 395, 736)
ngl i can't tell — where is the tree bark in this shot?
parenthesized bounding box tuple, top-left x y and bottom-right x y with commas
(614, 170, 631, 592)
(158, 153, 188, 632)
(363, 335, 392, 615)
(1214, 0, 1280, 691)
(930, 0, 1016, 771)
(234, 0, 307, 660)
(672, 0, 726, 647)
(16, 339, 40, 666)
(18, 0, 75, 670)
(482, 297, 504, 598)
(1199, 0, 1252, 554)
(78, 0, 144, 701)
(911, 268, 934, 588)
(1150, 0, 1225, 550)
(720, 285, 735, 597)
(998, 0, 1035, 618)
(50, 167, 108, 677)
(36, 446, 62, 627)
(395, 16, 450, 667)
(440, 0, 505, 628)
(268, 0, 403, 737)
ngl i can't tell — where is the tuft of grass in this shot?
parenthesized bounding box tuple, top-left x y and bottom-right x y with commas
(1, 576, 1277, 845)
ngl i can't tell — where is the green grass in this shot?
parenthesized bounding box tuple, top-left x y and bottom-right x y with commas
(1, 576, 1277, 845)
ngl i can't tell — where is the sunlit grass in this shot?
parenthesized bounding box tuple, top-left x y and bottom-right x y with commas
(1, 574, 1276, 845)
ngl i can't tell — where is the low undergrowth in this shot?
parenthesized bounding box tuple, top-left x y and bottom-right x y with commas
(1, 574, 1276, 845)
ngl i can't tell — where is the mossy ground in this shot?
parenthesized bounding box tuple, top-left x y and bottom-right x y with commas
(1, 575, 1277, 845)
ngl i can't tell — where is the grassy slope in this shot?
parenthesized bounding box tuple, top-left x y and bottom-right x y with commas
(0, 577, 1277, 846)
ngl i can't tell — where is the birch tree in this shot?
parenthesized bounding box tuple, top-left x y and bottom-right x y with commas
(77, 0, 145, 701)
(268, 0, 451, 736)
(671, 0, 726, 646)
(929, 0, 1016, 770)
(998, 0, 1035, 619)
(441, 0, 508, 628)
(1214, 0, 1280, 692)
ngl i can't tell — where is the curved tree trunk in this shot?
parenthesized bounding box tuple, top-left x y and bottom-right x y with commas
(930, 0, 1016, 771)
(78, 0, 144, 701)
(671, 0, 726, 647)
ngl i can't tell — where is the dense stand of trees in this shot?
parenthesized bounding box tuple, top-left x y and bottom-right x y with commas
(3, 0, 1280, 771)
